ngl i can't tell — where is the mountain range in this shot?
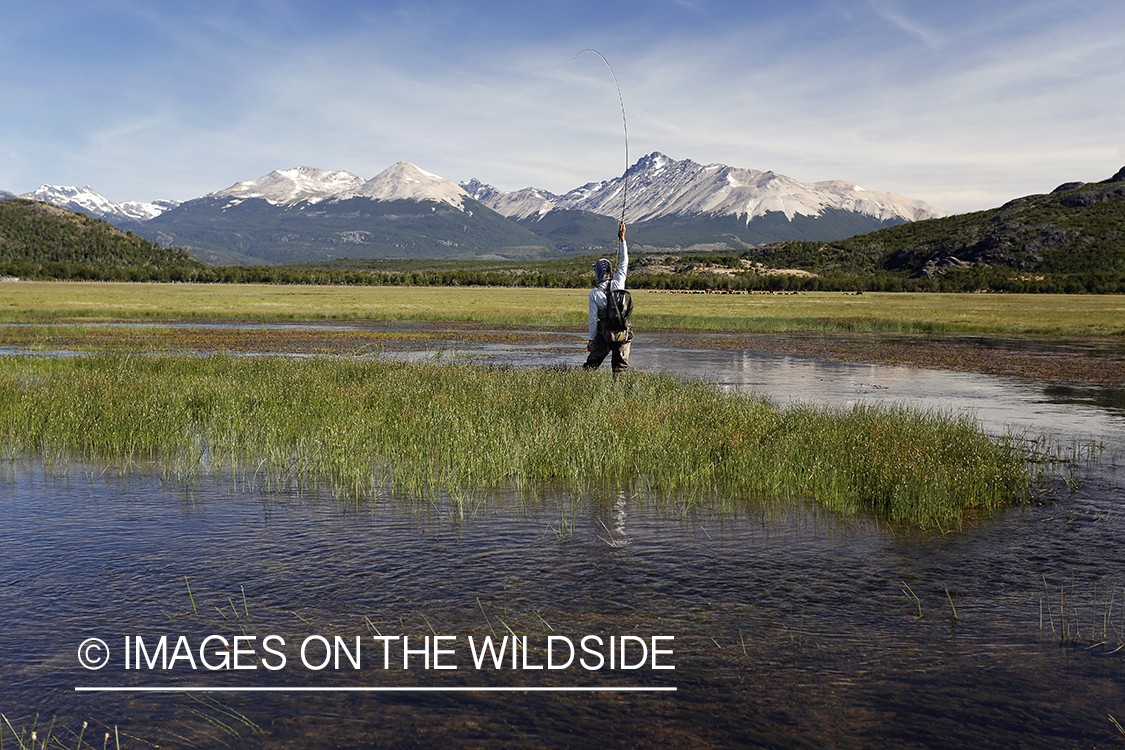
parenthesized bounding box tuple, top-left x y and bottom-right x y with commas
(464, 152, 941, 224)
(3, 154, 949, 264)
(4, 164, 1121, 293)
(16, 184, 180, 224)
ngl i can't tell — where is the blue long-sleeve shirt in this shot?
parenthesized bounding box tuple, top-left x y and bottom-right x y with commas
(588, 240, 628, 340)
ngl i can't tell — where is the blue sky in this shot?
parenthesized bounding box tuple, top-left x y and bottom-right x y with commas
(2, 0, 1123, 213)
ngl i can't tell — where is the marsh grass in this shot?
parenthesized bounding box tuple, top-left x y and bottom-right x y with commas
(0, 354, 1032, 526)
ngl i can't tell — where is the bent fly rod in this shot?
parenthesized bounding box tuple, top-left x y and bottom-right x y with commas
(574, 49, 630, 227)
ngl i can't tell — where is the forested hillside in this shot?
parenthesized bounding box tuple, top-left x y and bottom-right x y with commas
(742, 167, 1125, 292)
(0, 199, 203, 280)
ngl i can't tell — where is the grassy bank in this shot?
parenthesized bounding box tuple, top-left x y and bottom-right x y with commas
(0, 282, 1122, 335)
(0, 354, 1031, 527)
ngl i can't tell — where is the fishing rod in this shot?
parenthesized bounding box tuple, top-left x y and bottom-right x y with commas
(574, 49, 630, 234)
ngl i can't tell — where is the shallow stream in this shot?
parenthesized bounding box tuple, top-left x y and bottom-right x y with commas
(1, 327, 1122, 748)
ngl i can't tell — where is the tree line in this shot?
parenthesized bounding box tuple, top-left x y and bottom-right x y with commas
(2, 258, 1120, 293)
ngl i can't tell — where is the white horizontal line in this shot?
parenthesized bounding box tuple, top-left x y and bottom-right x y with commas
(75, 686, 676, 693)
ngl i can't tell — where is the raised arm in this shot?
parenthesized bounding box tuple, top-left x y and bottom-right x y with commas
(612, 222, 628, 289)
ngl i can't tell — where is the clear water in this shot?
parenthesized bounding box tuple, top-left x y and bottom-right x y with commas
(1, 329, 1123, 749)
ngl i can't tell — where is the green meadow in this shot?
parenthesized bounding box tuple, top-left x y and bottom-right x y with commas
(1, 281, 1123, 335)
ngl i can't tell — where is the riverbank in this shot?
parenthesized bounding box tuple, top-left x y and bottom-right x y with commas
(2, 318, 1121, 388)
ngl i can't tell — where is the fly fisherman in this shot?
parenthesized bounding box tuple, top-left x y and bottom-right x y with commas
(584, 221, 631, 374)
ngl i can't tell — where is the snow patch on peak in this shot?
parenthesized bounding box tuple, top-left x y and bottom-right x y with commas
(211, 166, 365, 206)
(459, 178, 557, 220)
(339, 162, 469, 210)
(117, 199, 179, 221)
(409, 163, 441, 180)
(18, 184, 177, 223)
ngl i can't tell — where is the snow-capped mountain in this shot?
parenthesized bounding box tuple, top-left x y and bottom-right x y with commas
(18, 154, 947, 232)
(15, 154, 952, 263)
(209, 162, 472, 212)
(19, 161, 472, 231)
(336, 162, 471, 209)
(459, 180, 558, 220)
(464, 152, 949, 225)
(140, 161, 534, 264)
(17, 185, 179, 224)
(210, 166, 365, 207)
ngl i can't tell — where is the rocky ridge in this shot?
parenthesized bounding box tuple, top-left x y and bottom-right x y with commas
(462, 152, 948, 225)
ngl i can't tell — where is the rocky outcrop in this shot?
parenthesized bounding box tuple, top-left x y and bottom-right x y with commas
(882, 168, 1125, 278)
(919, 255, 973, 278)
(1060, 184, 1125, 208)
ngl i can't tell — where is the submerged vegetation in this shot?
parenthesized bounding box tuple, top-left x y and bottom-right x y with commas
(0, 354, 1032, 527)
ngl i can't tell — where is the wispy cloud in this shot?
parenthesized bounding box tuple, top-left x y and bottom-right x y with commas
(1, 0, 1123, 213)
(867, 0, 945, 48)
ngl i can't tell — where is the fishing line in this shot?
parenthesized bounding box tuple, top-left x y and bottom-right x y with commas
(573, 49, 630, 229)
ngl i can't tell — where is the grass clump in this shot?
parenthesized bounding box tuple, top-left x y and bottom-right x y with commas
(0, 354, 1031, 526)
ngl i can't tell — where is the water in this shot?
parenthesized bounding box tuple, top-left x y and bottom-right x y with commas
(1, 329, 1123, 748)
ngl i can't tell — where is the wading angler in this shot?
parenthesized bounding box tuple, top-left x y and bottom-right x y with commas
(584, 221, 632, 374)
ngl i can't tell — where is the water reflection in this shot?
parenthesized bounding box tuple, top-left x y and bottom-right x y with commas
(634, 341, 1125, 448)
(444, 331, 1125, 450)
(1, 459, 1122, 749)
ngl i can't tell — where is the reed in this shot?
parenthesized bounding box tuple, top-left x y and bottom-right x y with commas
(901, 582, 923, 618)
(1039, 576, 1125, 651)
(945, 589, 960, 622)
(184, 576, 198, 618)
(1, 715, 112, 750)
(0, 353, 1034, 526)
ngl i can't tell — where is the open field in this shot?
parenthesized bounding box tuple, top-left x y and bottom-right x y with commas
(2, 282, 1124, 335)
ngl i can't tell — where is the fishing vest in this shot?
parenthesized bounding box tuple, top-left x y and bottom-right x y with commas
(600, 284, 633, 344)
